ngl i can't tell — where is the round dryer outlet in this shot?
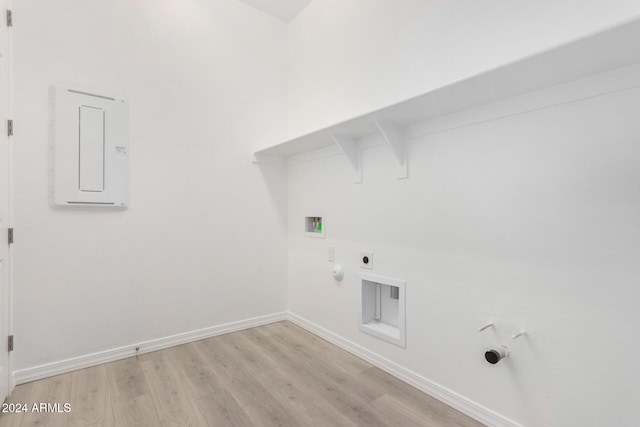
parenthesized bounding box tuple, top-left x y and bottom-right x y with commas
(360, 251, 373, 269)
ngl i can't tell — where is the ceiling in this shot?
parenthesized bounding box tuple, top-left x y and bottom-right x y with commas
(236, 0, 312, 22)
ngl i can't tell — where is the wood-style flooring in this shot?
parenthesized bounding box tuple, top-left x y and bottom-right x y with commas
(0, 321, 485, 426)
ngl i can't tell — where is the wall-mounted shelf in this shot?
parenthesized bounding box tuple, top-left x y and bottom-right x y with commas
(252, 19, 640, 182)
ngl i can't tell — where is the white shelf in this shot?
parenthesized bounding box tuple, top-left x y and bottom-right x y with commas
(253, 19, 640, 180)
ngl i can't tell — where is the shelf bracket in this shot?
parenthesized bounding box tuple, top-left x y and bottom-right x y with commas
(331, 133, 362, 184)
(376, 120, 407, 179)
(252, 152, 285, 166)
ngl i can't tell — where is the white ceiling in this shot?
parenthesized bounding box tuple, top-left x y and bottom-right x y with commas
(237, 0, 312, 22)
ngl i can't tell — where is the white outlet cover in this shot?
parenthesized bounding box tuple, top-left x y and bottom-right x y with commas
(360, 251, 373, 269)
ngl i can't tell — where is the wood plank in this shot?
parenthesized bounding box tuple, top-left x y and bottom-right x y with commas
(357, 367, 485, 427)
(194, 392, 255, 427)
(270, 332, 383, 404)
(236, 325, 300, 369)
(245, 323, 278, 337)
(107, 357, 150, 403)
(363, 394, 438, 427)
(110, 394, 160, 427)
(273, 322, 372, 376)
(191, 339, 257, 407)
(167, 342, 266, 426)
(18, 374, 71, 427)
(0, 383, 34, 427)
(192, 338, 272, 408)
(237, 327, 368, 426)
(166, 343, 223, 400)
(193, 338, 298, 427)
(253, 366, 356, 427)
(243, 325, 385, 426)
(213, 332, 272, 377)
(241, 400, 300, 427)
(106, 357, 160, 427)
(68, 364, 115, 427)
(139, 351, 208, 427)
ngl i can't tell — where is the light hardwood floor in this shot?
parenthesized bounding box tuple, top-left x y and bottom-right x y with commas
(0, 321, 485, 426)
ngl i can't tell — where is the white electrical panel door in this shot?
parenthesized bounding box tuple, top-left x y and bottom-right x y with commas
(50, 86, 129, 207)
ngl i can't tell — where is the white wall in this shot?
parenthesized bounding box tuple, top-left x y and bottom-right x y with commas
(286, 2, 640, 426)
(287, 0, 640, 137)
(288, 73, 640, 427)
(12, 0, 289, 371)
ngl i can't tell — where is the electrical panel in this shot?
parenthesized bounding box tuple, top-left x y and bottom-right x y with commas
(50, 86, 129, 207)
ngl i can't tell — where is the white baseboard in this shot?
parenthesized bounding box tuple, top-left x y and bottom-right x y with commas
(286, 312, 523, 427)
(13, 312, 287, 385)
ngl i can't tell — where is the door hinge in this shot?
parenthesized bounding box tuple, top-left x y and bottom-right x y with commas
(8, 227, 13, 244)
(6, 10, 12, 27)
(7, 120, 13, 137)
(8, 335, 13, 352)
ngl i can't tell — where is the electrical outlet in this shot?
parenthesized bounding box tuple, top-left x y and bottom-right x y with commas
(328, 246, 335, 262)
(360, 251, 373, 269)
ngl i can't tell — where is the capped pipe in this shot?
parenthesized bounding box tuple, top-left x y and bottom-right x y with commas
(485, 345, 509, 365)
